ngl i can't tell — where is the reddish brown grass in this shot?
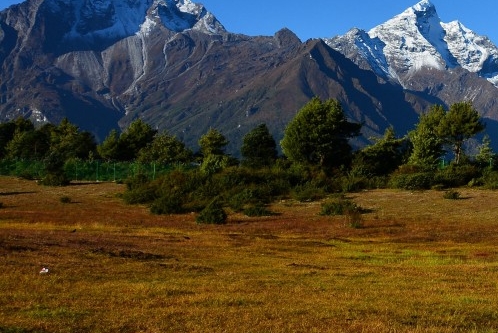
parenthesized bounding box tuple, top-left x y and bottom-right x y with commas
(2, 177, 498, 332)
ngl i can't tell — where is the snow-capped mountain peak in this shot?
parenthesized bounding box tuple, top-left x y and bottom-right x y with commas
(152, 0, 225, 34)
(48, 0, 225, 46)
(412, 0, 434, 12)
(327, 0, 498, 87)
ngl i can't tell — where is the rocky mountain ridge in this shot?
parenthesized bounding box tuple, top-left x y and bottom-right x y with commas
(0, 0, 497, 154)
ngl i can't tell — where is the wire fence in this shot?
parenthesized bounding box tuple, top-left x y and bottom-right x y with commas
(0, 159, 183, 182)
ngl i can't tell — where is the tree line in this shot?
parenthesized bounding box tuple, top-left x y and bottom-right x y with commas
(0, 97, 496, 222)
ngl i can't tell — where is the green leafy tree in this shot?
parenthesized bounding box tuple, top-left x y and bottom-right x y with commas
(49, 118, 96, 160)
(118, 119, 157, 161)
(438, 101, 485, 164)
(5, 128, 51, 160)
(198, 129, 234, 174)
(408, 105, 446, 169)
(280, 97, 361, 169)
(40, 151, 70, 186)
(241, 124, 277, 168)
(0, 118, 36, 159)
(198, 128, 229, 157)
(137, 132, 193, 164)
(353, 127, 406, 176)
(475, 134, 495, 168)
(13, 117, 35, 132)
(97, 129, 120, 161)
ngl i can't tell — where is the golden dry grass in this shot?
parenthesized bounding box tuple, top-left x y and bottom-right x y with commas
(1, 177, 498, 332)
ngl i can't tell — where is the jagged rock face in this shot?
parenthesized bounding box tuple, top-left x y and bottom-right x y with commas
(0, 0, 497, 153)
(0, 0, 425, 151)
(0, 0, 227, 141)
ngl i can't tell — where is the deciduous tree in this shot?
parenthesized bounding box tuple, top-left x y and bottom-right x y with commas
(97, 129, 120, 161)
(280, 97, 361, 169)
(439, 101, 485, 164)
(118, 119, 157, 161)
(138, 132, 193, 164)
(49, 118, 96, 160)
(408, 105, 446, 169)
(353, 127, 406, 176)
(475, 134, 495, 168)
(198, 128, 228, 157)
(198, 129, 234, 174)
(241, 124, 277, 168)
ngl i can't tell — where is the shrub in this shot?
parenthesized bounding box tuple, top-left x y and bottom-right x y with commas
(150, 192, 184, 215)
(320, 197, 364, 228)
(243, 204, 273, 217)
(125, 173, 150, 191)
(388, 172, 433, 190)
(191, 177, 223, 203)
(341, 174, 370, 192)
(18, 171, 36, 180)
(200, 155, 235, 175)
(434, 164, 480, 188)
(216, 167, 255, 188)
(320, 197, 358, 216)
(481, 170, 498, 189)
(291, 181, 326, 202)
(39, 173, 70, 186)
(265, 177, 292, 198)
(122, 183, 157, 205)
(227, 189, 251, 212)
(196, 199, 227, 224)
(443, 190, 461, 200)
(60, 195, 72, 203)
(0, 202, 3, 209)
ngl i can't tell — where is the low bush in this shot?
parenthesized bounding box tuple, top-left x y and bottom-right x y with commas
(341, 174, 371, 192)
(226, 188, 258, 212)
(320, 197, 364, 228)
(443, 190, 461, 200)
(39, 173, 70, 186)
(196, 199, 227, 224)
(243, 204, 273, 217)
(122, 183, 157, 205)
(434, 164, 480, 188)
(125, 173, 150, 191)
(481, 170, 498, 189)
(18, 171, 36, 180)
(388, 172, 433, 190)
(291, 181, 326, 202)
(320, 197, 359, 216)
(60, 195, 72, 203)
(150, 192, 184, 215)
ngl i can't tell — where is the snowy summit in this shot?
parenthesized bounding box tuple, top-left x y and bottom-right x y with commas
(50, 0, 226, 44)
(327, 0, 498, 87)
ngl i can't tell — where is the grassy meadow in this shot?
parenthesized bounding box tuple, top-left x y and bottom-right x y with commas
(1, 176, 498, 332)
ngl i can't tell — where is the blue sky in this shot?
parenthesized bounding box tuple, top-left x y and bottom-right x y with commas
(2, 0, 497, 43)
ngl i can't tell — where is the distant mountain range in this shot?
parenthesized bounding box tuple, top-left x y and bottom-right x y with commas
(1, 0, 497, 155)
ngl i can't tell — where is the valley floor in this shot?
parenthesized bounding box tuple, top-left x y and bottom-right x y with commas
(1, 177, 498, 332)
